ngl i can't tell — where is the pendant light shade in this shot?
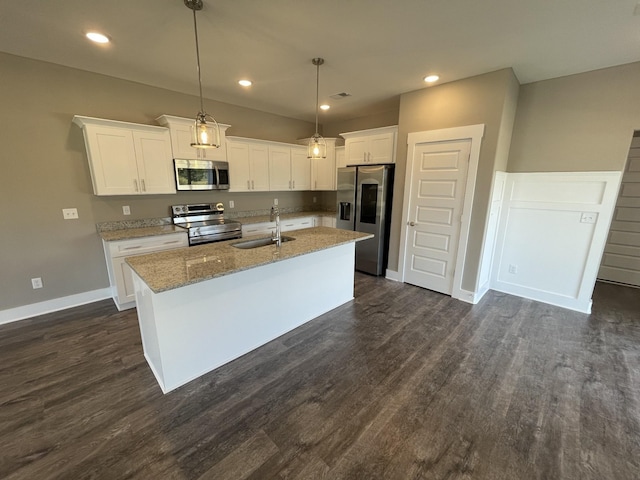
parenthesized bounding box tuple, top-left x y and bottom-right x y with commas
(185, 0, 220, 149)
(308, 57, 327, 159)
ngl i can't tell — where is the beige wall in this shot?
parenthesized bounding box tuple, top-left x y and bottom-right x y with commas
(323, 104, 401, 140)
(391, 69, 520, 291)
(508, 62, 640, 173)
(0, 53, 317, 311)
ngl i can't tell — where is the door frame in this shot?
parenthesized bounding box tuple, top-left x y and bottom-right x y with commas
(398, 124, 484, 301)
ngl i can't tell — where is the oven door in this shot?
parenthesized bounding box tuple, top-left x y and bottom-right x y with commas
(174, 159, 217, 190)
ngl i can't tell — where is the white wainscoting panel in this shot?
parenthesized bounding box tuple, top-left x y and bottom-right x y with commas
(491, 171, 621, 313)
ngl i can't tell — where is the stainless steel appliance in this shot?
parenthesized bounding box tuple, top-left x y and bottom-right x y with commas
(336, 165, 394, 275)
(172, 203, 242, 246)
(174, 159, 230, 190)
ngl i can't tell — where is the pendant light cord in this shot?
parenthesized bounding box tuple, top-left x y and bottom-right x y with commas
(315, 61, 320, 135)
(192, 6, 205, 114)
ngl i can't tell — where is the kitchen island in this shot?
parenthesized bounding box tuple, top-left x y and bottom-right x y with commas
(126, 227, 371, 393)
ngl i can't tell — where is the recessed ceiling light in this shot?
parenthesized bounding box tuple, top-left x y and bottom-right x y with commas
(320, 104, 330, 111)
(238, 79, 252, 87)
(86, 32, 110, 44)
(424, 74, 439, 83)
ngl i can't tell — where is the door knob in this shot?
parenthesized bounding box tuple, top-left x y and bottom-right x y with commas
(408, 221, 416, 226)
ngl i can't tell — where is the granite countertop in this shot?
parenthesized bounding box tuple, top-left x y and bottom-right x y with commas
(98, 211, 336, 241)
(126, 226, 371, 293)
(99, 225, 186, 242)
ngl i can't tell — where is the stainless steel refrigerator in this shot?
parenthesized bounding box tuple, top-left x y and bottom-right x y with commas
(336, 165, 394, 275)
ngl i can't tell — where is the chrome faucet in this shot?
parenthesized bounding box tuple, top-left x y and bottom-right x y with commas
(270, 205, 281, 247)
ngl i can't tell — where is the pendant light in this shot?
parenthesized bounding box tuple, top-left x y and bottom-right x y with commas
(308, 57, 327, 159)
(185, 0, 220, 149)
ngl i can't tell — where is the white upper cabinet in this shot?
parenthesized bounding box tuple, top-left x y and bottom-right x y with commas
(297, 138, 337, 191)
(269, 145, 311, 191)
(227, 137, 270, 192)
(73, 116, 175, 196)
(335, 145, 346, 168)
(155, 114, 231, 162)
(341, 126, 398, 165)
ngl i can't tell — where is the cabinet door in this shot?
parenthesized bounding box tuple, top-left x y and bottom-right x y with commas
(269, 146, 292, 191)
(322, 216, 337, 228)
(291, 147, 311, 190)
(281, 217, 314, 231)
(113, 256, 137, 305)
(132, 130, 176, 194)
(345, 137, 369, 165)
(335, 146, 347, 168)
(242, 222, 275, 237)
(312, 152, 336, 190)
(250, 144, 270, 191)
(228, 141, 251, 192)
(369, 132, 396, 163)
(84, 126, 139, 195)
(168, 123, 199, 160)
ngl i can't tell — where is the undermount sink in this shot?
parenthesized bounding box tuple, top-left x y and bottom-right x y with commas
(231, 236, 295, 249)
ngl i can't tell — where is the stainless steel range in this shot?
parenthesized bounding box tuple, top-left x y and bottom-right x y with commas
(171, 203, 242, 246)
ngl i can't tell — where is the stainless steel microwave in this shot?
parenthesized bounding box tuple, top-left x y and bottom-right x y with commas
(174, 159, 230, 191)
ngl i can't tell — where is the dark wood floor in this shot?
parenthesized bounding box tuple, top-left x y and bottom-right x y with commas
(1, 274, 639, 479)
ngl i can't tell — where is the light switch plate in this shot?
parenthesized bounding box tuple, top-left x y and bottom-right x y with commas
(62, 208, 78, 220)
(122, 205, 131, 215)
(229, 200, 235, 208)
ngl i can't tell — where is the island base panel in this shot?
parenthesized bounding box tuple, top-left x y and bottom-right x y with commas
(133, 243, 356, 393)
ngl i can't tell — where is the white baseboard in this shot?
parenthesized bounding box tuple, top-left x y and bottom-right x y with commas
(491, 283, 592, 314)
(385, 269, 401, 281)
(0, 288, 112, 326)
(453, 286, 489, 305)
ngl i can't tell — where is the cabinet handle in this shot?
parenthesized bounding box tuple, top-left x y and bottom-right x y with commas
(251, 180, 255, 190)
(314, 180, 317, 189)
(141, 179, 146, 192)
(247, 180, 250, 190)
(289, 180, 292, 189)
(122, 245, 143, 251)
(163, 240, 181, 245)
(292, 180, 295, 189)
(133, 179, 139, 192)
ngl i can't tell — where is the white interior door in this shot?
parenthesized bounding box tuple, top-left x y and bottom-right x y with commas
(598, 136, 640, 287)
(403, 140, 471, 295)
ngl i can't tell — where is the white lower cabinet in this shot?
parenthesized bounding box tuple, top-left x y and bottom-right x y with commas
(241, 216, 318, 238)
(321, 216, 337, 228)
(281, 216, 314, 231)
(241, 222, 275, 237)
(103, 232, 188, 310)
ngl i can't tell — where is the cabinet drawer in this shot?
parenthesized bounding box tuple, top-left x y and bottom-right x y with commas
(281, 217, 314, 232)
(108, 232, 188, 257)
(242, 222, 275, 237)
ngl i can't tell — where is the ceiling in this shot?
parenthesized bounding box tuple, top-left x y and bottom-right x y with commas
(1, 0, 639, 123)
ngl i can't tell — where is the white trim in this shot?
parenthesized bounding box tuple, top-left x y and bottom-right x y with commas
(0, 288, 111, 325)
(385, 269, 401, 281)
(455, 286, 490, 304)
(399, 124, 485, 299)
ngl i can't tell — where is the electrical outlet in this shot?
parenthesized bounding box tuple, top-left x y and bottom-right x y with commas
(580, 212, 597, 224)
(508, 264, 518, 274)
(31, 277, 43, 289)
(122, 205, 131, 215)
(313, 196, 317, 203)
(62, 208, 78, 220)
(229, 200, 235, 208)
(274, 198, 278, 206)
